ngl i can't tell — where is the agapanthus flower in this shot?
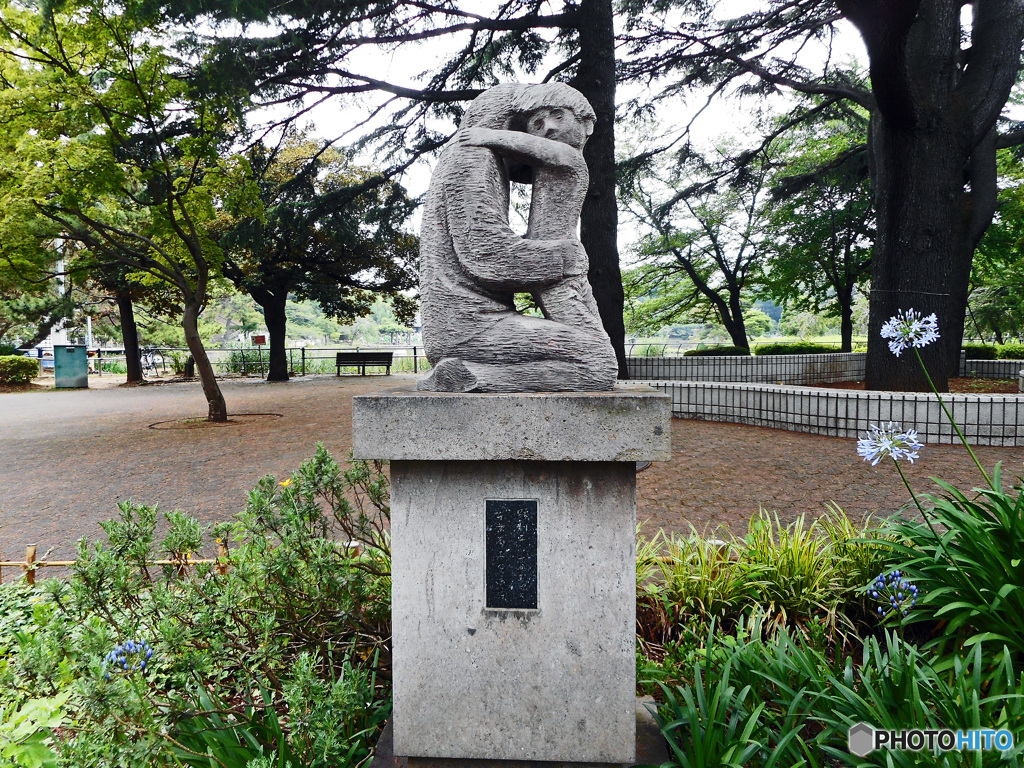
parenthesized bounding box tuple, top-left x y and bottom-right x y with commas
(103, 639, 154, 679)
(857, 422, 924, 465)
(869, 570, 920, 617)
(880, 309, 940, 357)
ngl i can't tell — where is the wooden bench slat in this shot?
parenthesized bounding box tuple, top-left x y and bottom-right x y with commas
(336, 351, 394, 376)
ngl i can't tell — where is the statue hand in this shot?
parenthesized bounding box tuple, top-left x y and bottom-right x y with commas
(459, 127, 496, 147)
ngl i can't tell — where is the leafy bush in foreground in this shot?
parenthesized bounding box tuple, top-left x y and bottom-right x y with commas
(652, 617, 1024, 768)
(0, 445, 392, 768)
(887, 466, 1024, 660)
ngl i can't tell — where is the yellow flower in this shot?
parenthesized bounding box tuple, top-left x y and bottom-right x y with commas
(279, 478, 292, 487)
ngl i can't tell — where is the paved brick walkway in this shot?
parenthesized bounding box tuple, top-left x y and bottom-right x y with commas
(1, 375, 1021, 566)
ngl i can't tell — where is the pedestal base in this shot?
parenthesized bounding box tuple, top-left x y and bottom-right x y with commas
(353, 386, 670, 765)
(369, 698, 669, 768)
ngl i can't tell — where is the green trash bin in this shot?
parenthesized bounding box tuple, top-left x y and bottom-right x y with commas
(54, 344, 89, 388)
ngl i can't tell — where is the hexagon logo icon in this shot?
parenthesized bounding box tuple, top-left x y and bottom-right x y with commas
(848, 722, 875, 757)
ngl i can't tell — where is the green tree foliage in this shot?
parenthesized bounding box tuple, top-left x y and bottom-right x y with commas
(216, 135, 417, 381)
(0, 0, 253, 419)
(763, 114, 873, 352)
(0, 290, 74, 350)
(969, 150, 1024, 342)
(623, 146, 774, 350)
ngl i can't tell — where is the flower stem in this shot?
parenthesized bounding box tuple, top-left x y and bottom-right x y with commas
(897, 460, 942, 544)
(893, 459, 983, 604)
(913, 348, 994, 490)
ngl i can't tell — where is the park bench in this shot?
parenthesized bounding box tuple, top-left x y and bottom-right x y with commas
(336, 351, 394, 376)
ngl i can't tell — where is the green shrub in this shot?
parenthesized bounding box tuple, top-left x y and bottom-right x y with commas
(752, 342, 839, 356)
(653, 617, 1024, 768)
(654, 666, 765, 768)
(636, 509, 896, 660)
(682, 345, 750, 357)
(996, 343, 1024, 360)
(97, 359, 126, 374)
(225, 347, 269, 374)
(0, 343, 17, 356)
(962, 342, 997, 360)
(0, 691, 70, 768)
(887, 466, 1024, 659)
(0, 446, 393, 767)
(0, 355, 38, 384)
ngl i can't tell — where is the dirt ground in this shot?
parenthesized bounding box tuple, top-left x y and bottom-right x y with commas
(1, 373, 1021, 568)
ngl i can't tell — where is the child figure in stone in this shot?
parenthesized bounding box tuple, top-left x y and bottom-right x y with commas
(460, 90, 603, 332)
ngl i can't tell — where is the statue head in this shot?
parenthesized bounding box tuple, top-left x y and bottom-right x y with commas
(509, 82, 596, 150)
(454, 83, 597, 184)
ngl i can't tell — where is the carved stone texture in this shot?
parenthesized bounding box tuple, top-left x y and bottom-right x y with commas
(418, 82, 618, 393)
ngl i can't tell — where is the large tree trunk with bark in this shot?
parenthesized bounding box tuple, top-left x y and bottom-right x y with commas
(571, 0, 628, 379)
(182, 300, 228, 421)
(115, 288, 144, 383)
(258, 290, 290, 382)
(864, 117, 975, 391)
(840, 0, 1022, 391)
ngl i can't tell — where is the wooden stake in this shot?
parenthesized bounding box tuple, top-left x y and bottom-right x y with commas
(25, 545, 37, 585)
(217, 540, 229, 576)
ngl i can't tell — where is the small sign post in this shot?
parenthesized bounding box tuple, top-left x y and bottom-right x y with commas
(252, 335, 266, 374)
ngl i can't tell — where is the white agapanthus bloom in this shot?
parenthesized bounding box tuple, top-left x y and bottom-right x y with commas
(857, 422, 924, 466)
(879, 308, 940, 357)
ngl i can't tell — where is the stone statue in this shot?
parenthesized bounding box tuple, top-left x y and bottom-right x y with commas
(417, 82, 618, 393)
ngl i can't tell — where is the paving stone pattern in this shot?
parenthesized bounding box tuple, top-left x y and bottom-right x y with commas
(1, 375, 1021, 565)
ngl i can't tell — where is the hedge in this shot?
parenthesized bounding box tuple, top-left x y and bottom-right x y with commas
(683, 345, 751, 357)
(962, 343, 1024, 360)
(0, 355, 38, 384)
(962, 343, 997, 360)
(997, 343, 1024, 360)
(753, 342, 840, 356)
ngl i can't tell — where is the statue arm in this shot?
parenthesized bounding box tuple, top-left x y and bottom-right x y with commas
(441, 158, 585, 290)
(461, 127, 578, 170)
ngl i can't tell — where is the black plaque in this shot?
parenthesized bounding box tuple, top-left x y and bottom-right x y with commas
(485, 500, 538, 609)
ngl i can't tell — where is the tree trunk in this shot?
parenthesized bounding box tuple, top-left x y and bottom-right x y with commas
(260, 292, 290, 382)
(838, 285, 854, 353)
(182, 300, 228, 421)
(864, 118, 974, 392)
(723, 287, 749, 350)
(571, 0, 628, 379)
(844, 0, 1022, 392)
(115, 288, 144, 383)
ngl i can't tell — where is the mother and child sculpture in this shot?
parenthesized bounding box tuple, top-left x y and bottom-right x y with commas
(417, 82, 619, 392)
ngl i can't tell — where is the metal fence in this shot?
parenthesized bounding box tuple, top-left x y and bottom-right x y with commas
(627, 352, 866, 384)
(625, 341, 846, 357)
(643, 379, 1024, 446)
(81, 345, 431, 377)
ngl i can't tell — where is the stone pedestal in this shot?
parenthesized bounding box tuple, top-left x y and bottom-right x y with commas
(353, 385, 670, 766)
